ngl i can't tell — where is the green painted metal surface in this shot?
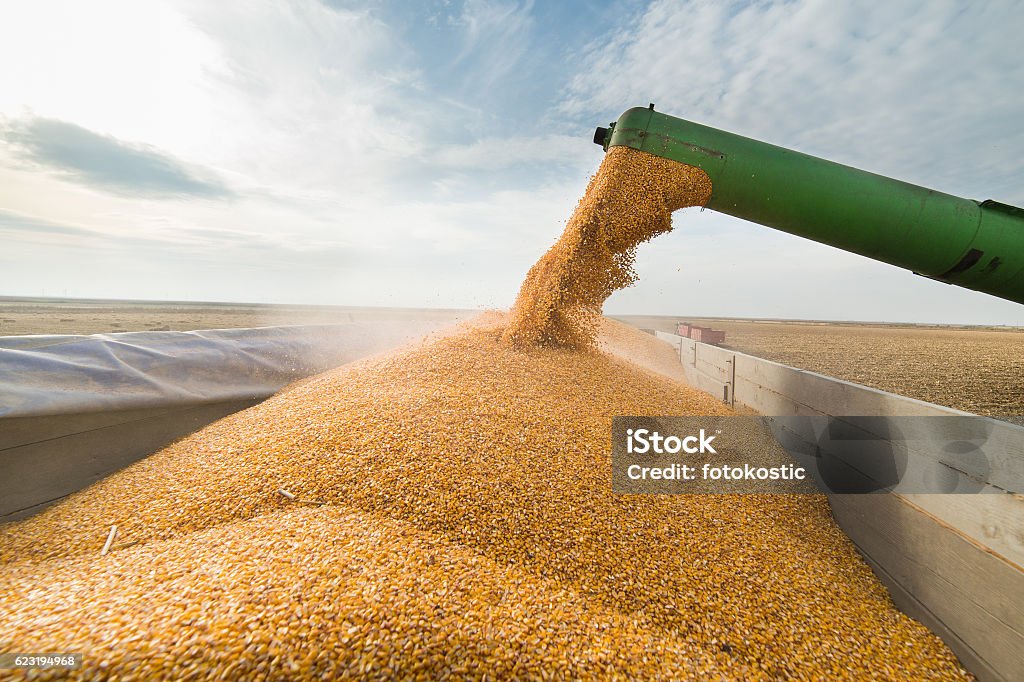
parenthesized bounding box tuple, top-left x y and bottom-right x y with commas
(595, 106, 1024, 305)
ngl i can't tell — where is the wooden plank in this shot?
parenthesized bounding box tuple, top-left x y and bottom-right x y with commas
(695, 344, 733, 368)
(902, 493, 1024, 572)
(732, 352, 967, 418)
(830, 493, 1024, 681)
(762, 417, 1023, 536)
(0, 406, 185, 450)
(653, 331, 682, 353)
(681, 338, 698, 369)
(688, 370, 729, 403)
(908, 418, 1024, 493)
(669, 339, 734, 404)
(733, 374, 822, 417)
(724, 344, 1024, 570)
(695, 357, 729, 383)
(0, 399, 260, 520)
(832, 493, 1024, 632)
(854, 542, 1001, 682)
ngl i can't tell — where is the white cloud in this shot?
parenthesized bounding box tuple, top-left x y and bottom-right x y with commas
(175, 1, 429, 194)
(0, 0, 225, 159)
(562, 0, 1024, 201)
(451, 0, 535, 90)
(1, 116, 233, 198)
(432, 134, 594, 170)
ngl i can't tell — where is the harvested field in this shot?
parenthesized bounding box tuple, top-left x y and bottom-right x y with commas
(617, 316, 1024, 417)
(0, 315, 969, 680)
(0, 297, 472, 337)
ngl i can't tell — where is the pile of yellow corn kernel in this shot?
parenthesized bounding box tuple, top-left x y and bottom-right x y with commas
(0, 316, 969, 680)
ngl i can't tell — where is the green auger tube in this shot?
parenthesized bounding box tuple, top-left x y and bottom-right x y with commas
(594, 105, 1024, 305)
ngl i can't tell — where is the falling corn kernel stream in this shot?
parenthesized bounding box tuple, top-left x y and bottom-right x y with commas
(504, 146, 713, 349)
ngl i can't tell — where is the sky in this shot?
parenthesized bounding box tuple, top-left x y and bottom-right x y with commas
(0, 0, 1022, 324)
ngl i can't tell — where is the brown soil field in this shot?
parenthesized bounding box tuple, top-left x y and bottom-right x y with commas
(0, 297, 473, 336)
(617, 315, 1024, 418)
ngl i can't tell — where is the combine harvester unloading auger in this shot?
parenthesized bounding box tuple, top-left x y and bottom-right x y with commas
(594, 105, 1024, 305)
